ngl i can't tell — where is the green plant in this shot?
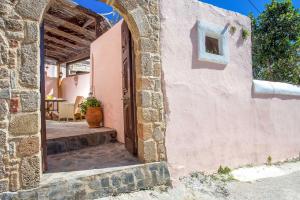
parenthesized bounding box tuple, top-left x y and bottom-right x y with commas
(80, 97, 101, 114)
(251, 0, 300, 84)
(267, 156, 272, 165)
(217, 166, 231, 175)
(241, 28, 249, 40)
(230, 26, 237, 35)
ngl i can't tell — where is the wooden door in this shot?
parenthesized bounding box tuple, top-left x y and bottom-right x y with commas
(121, 22, 137, 155)
(40, 22, 48, 172)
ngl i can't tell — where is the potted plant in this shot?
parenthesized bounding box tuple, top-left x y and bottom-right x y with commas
(80, 97, 103, 128)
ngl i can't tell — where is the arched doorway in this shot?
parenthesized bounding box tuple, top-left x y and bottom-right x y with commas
(0, 0, 166, 192)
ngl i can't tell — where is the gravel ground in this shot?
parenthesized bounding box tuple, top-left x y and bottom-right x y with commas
(99, 166, 300, 200)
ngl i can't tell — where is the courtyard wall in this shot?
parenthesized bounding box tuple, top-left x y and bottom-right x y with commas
(161, 0, 300, 178)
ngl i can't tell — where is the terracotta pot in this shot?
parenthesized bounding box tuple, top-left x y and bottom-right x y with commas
(85, 107, 103, 128)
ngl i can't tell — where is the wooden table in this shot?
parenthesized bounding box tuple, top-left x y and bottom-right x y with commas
(45, 99, 66, 119)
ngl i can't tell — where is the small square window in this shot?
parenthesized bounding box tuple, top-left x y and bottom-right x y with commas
(205, 36, 220, 55)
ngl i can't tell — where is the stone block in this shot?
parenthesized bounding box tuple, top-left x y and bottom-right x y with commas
(0, 80, 9, 89)
(8, 141, 16, 157)
(4, 19, 23, 32)
(15, 0, 48, 21)
(143, 140, 158, 162)
(140, 37, 158, 53)
(0, 45, 8, 66)
(101, 177, 110, 188)
(111, 175, 121, 187)
(137, 91, 152, 108)
(0, 120, 8, 129)
(0, 89, 11, 99)
(137, 123, 153, 140)
(0, 18, 4, 29)
(137, 77, 155, 91)
(9, 172, 19, 192)
(9, 97, 18, 113)
(5, 31, 24, 40)
(152, 92, 163, 109)
(17, 136, 39, 157)
(130, 8, 152, 37)
(20, 91, 39, 112)
(9, 113, 39, 136)
(121, 172, 134, 184)
(0, 68, 9, 78)
(24, 20, 38, 44)
(9, 40, 19, 48)
(148, 15, 160, 31)
(19, 44, 38, 88)
(153, 127, 164, 142)
(153, 63, 161, 77)
(0, 179, 8, 193)
(0, 130, 6, 147)
(140, 53, 153, 76)
(0, 99, 8, 120)
(20, 156, 40, 189)
(134, 168, 144, 180)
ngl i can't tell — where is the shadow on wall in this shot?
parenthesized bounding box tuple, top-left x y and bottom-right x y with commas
(190, 22, 227, 70)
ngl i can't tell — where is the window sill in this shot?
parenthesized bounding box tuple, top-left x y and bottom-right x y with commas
(253, 80, 300, 97)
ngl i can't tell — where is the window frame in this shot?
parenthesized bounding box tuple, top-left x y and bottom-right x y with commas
(197, 20, 229, 65)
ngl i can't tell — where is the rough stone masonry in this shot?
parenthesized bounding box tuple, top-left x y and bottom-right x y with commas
(0, 0, 167, 193)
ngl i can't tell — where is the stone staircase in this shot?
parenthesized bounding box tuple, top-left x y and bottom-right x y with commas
(47, 128, 117, 155)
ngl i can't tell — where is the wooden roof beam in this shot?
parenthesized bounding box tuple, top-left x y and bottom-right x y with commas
(45, 49, 69, 59)
(45, 43, 78, 54)
(44, 13, 96, 40)
(58, 49, 90, 64)
(44, 35, 85, 50)
(45, 25, 90, 46)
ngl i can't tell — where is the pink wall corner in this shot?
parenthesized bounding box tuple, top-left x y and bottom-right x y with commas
(45, 76, 58, 97)
(60, 74, 90, 102)
(91, 20, 125, 143)
(161, 0, 300, 179)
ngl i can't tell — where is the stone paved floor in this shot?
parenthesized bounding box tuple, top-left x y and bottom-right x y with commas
(47, 143, 140, 173)
(46, 120, 114, 139)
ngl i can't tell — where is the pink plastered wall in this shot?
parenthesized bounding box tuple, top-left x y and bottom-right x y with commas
(90, 21, 124, 143)
(161, 0, 300, 178)
(60, 74, 90, 102)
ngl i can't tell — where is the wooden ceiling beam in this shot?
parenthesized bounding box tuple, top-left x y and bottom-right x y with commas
(54, 0, 96, 22)
(45, 43, 78, 55)
(45, 49, 70, 59)
(44, 13, 96, 40)
(44, 35, 84, 50)
(83, 18, 94, 28)
(58, 49, 90, 64)
(45, 25, 90, 46)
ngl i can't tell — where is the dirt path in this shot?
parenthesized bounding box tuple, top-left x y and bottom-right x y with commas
(99, 167, 300, 200)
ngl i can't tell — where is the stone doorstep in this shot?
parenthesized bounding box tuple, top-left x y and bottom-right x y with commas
(0, 162, 171, 200)
(47, 130, 117, 155)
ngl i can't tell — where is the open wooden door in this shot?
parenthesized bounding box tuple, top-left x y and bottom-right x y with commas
(40, 21, 48, 172)
(121, 22, 137, 156)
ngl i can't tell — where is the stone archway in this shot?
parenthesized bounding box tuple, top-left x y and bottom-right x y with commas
(0, 0, 166, 192)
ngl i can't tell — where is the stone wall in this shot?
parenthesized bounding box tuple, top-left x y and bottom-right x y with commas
(0, 0, 167, 193)
(0, 162, 171, 199)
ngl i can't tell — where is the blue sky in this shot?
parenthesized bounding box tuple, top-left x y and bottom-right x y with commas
(73, 0, 300, 21)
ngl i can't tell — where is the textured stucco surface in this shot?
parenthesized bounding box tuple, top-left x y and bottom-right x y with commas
(60, 73, 90, 102)
(91, 21, 125, 143)
(161, 0, 300, 178)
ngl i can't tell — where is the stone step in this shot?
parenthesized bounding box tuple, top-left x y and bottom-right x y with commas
(1, 162, 171, 200)
(47, 128, 117, 155)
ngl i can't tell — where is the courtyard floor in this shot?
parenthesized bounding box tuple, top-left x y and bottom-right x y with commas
(45, 120, 139, 173)
(47, 143, 140, 173)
